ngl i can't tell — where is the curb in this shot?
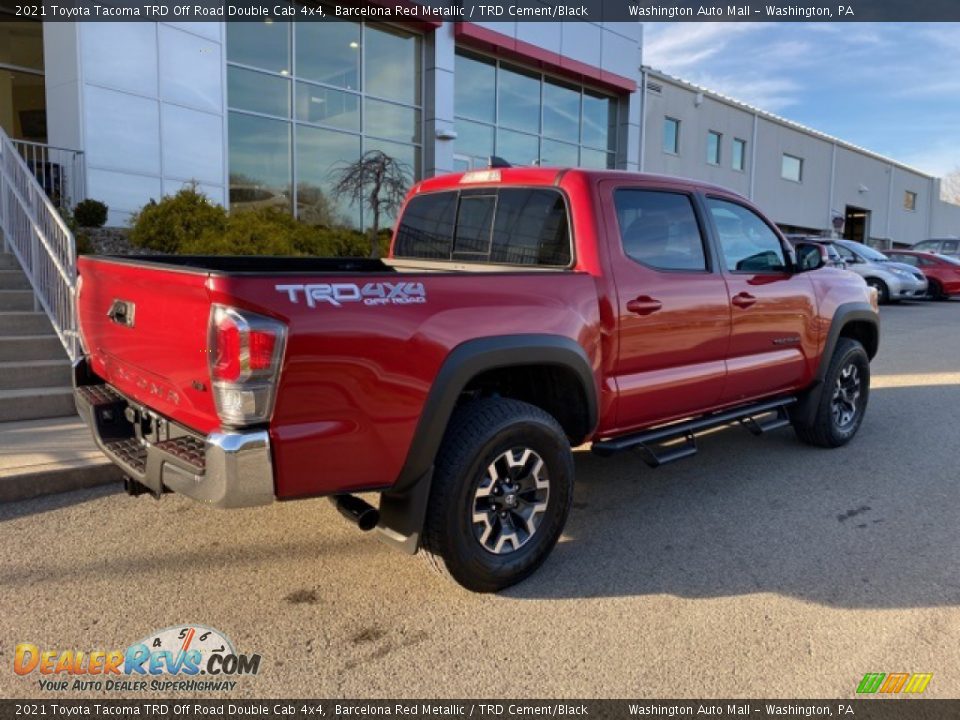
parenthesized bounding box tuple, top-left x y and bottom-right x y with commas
(0, 461, 124, 504)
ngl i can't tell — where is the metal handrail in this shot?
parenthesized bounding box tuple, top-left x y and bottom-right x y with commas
(9, 137, 86, 211)
(0, 125, 80, 361)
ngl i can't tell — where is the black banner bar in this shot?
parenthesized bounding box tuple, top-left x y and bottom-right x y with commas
(1, 700, 959, 720)
(8, 0, 960, 22)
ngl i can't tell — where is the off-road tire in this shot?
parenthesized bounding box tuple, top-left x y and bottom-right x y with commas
(420, 398, 574, 593)
(792, 338, 870, 448)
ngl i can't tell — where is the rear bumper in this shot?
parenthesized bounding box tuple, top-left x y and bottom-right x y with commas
(73, 359, 274, 508)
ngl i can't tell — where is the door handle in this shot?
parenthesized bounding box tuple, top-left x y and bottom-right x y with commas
(731, 292, 757, 309)
(626, 295, 663, 316)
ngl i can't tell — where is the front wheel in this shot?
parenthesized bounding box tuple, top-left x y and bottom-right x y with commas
(420, 398, 574, 593)
(792, 338, 870, 448)
(865, 278, 889, 304)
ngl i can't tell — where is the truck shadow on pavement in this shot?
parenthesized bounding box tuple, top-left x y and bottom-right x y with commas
(509, 384, 960, 608)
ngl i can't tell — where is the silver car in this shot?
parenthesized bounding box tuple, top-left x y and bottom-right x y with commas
(834, 240, 928, 303)
(912, 238, 959, 258)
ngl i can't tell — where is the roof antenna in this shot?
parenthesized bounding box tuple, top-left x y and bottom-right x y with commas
(488, 156, 512, 169)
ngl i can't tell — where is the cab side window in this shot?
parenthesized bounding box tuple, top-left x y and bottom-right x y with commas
(706, 197, 788, 273)
(613, 190, 708, 271)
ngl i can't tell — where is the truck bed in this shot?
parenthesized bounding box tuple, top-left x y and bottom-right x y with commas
(76, 254, 600, 499)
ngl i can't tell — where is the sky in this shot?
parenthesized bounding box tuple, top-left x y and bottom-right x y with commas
(642, 22, 960, 179)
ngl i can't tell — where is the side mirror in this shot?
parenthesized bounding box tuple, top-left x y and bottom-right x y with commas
(794, 243, 825, 272)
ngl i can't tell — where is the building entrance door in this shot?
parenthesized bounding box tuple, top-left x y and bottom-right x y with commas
(843, 206, 870, 243)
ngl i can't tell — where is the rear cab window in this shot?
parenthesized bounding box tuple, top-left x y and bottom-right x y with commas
(393, 187, 571, 267)
(612, 190, 708, 272)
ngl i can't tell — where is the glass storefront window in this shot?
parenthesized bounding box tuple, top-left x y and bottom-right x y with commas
(295, 83, 360, 131)
(579, 147, 612, 170)
(365, 25, 421, 105)
(0, 21, 44, 70)
(227, 21, 422, 229)
(228, 112, 291, 213)
(295, 22, 360, 90)
(543, 79, 581, 145)
(296, 124, 361, 227)
(228, 66, 290, 118)
(455, 52, 495, 123)
(226, 21, 290, 75)
(0, 19, 45, 142)
(454, 119, 494, 164)
(582, 90, 616, 152)
(364, 99, 420, 144)
(498, 64, 541, 135)
(454, 50, 619, 170)
(540, 138, 579, 167)
(497, 128, 539, 167)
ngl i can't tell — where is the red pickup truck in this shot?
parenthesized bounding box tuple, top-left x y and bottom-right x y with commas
(75, 168, 879, 592)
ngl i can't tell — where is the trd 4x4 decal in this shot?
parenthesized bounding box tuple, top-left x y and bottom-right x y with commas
(276, 282, 427, 308)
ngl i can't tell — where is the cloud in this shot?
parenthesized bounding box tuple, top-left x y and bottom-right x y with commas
(643, 22, 765, 72)
(690, 74, 803, 113)
(642, 22, 960, 180)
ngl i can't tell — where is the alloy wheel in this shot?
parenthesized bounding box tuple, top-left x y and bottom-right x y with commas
(831, 363, 862, 429)
(471, 447, 550, 555)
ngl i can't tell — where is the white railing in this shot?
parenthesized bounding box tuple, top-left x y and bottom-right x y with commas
(0, 126, 80, 361)
(10, 139, 86, 212)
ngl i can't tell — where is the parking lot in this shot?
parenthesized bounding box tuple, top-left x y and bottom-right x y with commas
(1, 299, 958, 699)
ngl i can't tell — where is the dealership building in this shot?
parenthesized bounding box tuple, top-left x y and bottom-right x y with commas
(2, 14, 959, 243)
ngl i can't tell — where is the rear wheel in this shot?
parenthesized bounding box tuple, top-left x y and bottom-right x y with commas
(420, 398, 574, 593)
(865, 278, 889, 304)
(792, 338, 870, 448)
(928, 279, 946, 301)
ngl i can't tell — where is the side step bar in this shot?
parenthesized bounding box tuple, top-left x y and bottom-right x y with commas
(592, 397, 796, 467)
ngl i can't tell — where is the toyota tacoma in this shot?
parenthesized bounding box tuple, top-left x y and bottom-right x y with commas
(74, 167, 879, 592)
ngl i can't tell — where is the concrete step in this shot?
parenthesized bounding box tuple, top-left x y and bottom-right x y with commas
(0, 290, 34, 311)
(0, 270, 30, 290)
(0, 311, 52, 335)
(0, 335, 66, 362)
(0, 386, 75, 422)
(0, 254, 20, 269)
(0, 359, 72, 390)
(0, 416, 122, 503)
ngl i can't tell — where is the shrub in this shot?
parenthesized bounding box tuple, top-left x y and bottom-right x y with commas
(73, 199, 108, 228)
(178, 207, 392, 258)
(75, 232, 95, 255)
(129, 185, 226, 253)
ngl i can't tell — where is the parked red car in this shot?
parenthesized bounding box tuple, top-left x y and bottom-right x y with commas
(885, 250, 960, 300)
(74, 168, 879, 592)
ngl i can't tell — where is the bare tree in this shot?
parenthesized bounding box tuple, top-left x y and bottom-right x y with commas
(330, 150, 411, 258)
(942, 167, 960, 205)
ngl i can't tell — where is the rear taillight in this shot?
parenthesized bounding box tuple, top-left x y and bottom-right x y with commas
(208, 305, 287, 427)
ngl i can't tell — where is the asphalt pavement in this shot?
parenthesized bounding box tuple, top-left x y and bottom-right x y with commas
(2, 299, 959, 699)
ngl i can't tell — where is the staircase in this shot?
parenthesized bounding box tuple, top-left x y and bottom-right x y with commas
(0, 250, 75, 422)
(0, 127, 121, 502)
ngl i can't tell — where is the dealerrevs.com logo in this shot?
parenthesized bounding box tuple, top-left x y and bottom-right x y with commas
(14, 625, 261, 693)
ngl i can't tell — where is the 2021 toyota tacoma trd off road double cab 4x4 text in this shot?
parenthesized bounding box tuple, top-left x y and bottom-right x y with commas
(74, 168, 879, 592)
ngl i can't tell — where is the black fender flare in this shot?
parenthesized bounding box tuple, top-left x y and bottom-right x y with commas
(793, 301, 879, 426)
(376, 334, 598, 553)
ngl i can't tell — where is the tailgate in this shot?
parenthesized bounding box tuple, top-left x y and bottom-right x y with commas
(77, 256, 219, 434)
